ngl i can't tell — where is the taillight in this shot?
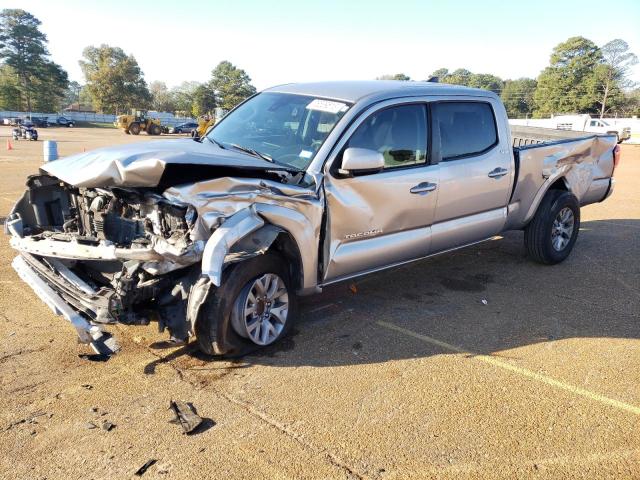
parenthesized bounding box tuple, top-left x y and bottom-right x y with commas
(613, 145, 621, 175)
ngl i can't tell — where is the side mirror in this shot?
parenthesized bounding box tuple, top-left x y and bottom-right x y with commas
(339, 148, 384, 175)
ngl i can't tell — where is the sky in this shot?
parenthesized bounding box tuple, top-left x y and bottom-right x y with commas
(4, 0, 640, 90)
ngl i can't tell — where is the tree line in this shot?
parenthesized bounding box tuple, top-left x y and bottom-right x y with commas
(0, 9, 256, 116)
(379, 37, 638, 118)
(1, 9, 638, 119)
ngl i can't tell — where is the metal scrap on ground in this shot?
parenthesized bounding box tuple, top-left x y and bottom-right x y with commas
(134, 459, 157, 477)
(169, 400, 203, 434)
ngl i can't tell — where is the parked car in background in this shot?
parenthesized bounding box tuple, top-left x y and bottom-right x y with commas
(5, 81, 619, 356)
(56, 116, 75, 127)
(170, 122, 198, 134)
(553, 114, 630, 143)
(30, 117, 49, 128)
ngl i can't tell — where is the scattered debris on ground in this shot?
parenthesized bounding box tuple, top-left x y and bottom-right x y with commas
(169, 400, 203, 434)
(134, 459, 157, 477)
(101, 420, 115, 431)
(4, 411, 49, 431)
(78, 353, 110, 362)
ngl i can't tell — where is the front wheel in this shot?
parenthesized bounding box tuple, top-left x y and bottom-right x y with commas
(129, 122, 141, 135)
(195, 253, 297, 356)
(524, 190, 580, 264)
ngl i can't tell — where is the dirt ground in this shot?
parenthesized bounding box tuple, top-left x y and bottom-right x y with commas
(0, 126, 638, 479)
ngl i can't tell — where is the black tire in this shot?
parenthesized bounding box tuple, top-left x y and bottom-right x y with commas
(524, 189, 580, 265)
(195, 253, 297, 356)
(148, 124, 161, 135)
(129, 122, 141, 135)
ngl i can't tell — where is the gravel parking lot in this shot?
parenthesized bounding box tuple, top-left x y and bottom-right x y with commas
(0, 126, 638, 479)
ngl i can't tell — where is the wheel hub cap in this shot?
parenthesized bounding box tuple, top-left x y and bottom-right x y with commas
(551, 207, 575, 251)
(232, 273, 289, 346)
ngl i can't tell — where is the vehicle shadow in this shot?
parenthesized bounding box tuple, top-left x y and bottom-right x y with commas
(143, 219, 640, 371)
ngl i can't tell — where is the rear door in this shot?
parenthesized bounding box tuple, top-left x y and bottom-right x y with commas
(429, 99, 513, 252)
(322, 101, 439, 283)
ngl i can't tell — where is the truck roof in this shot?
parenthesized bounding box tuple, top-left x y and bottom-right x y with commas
(264, 80, 498, 104)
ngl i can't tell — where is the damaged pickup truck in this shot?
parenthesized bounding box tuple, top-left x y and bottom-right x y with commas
(5, 81, 619, 356)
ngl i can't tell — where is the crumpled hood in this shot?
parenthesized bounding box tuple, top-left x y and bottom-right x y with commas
(41, 138, 290, 188)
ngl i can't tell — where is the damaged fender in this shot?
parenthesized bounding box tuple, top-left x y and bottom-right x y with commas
(165, 176, 324, 293)
(201, 206, 265, 286)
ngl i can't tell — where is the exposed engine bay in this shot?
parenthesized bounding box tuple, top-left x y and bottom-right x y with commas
(6, 168, 323, 355)
(15, 175, 194, 250)
(6, 175, 204, 347)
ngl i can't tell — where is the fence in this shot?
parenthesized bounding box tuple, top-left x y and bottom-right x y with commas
(0, 110, 196, 127)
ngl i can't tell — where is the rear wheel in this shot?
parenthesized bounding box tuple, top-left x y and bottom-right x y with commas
(195, 253, 297, 356)
(129, 122, 141, 135)
(524, 190, 580, 264)
(148, 124, 162, 135)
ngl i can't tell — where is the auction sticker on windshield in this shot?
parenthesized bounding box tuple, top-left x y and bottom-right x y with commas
(306, 99, 348, 114)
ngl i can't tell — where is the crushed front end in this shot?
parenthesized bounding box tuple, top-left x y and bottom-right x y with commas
(6, 174, 203, 354)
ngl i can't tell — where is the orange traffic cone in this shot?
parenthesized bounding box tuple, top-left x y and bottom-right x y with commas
(7, 139, 13, 151)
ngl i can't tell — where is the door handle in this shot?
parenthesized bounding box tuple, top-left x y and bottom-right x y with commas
(488, 167, 508, 179)
(410, 182, 437, 194)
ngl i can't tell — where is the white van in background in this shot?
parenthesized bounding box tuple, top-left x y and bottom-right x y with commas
(553, 114, 630, 143)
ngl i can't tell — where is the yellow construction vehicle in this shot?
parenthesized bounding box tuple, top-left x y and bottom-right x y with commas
(191, 115, 215, 139)
(114, 109, 163, 135)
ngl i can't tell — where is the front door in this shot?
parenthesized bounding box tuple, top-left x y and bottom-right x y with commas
(322, 103, 439, 283)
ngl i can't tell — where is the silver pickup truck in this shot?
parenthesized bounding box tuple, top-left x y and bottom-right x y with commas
(5, 81, 619, 356)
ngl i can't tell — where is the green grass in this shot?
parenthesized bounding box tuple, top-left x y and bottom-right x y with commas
(73, 121, 116, 129)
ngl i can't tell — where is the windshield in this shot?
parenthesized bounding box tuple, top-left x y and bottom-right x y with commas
(207, 92, 351, 170)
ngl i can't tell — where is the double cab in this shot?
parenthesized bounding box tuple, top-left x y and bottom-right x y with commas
(5, 81, 619, 356)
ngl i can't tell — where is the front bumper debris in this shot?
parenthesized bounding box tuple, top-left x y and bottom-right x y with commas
(12, 255, 119, 355)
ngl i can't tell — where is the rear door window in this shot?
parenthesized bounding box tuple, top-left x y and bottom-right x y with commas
(432, 102, 497, 160)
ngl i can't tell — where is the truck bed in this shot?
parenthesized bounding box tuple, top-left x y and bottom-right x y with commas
(510, 125, 597, 148)
(504, 125, 616, 231)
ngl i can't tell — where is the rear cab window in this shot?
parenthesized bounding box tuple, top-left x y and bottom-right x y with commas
(432, 102, 498, 160)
